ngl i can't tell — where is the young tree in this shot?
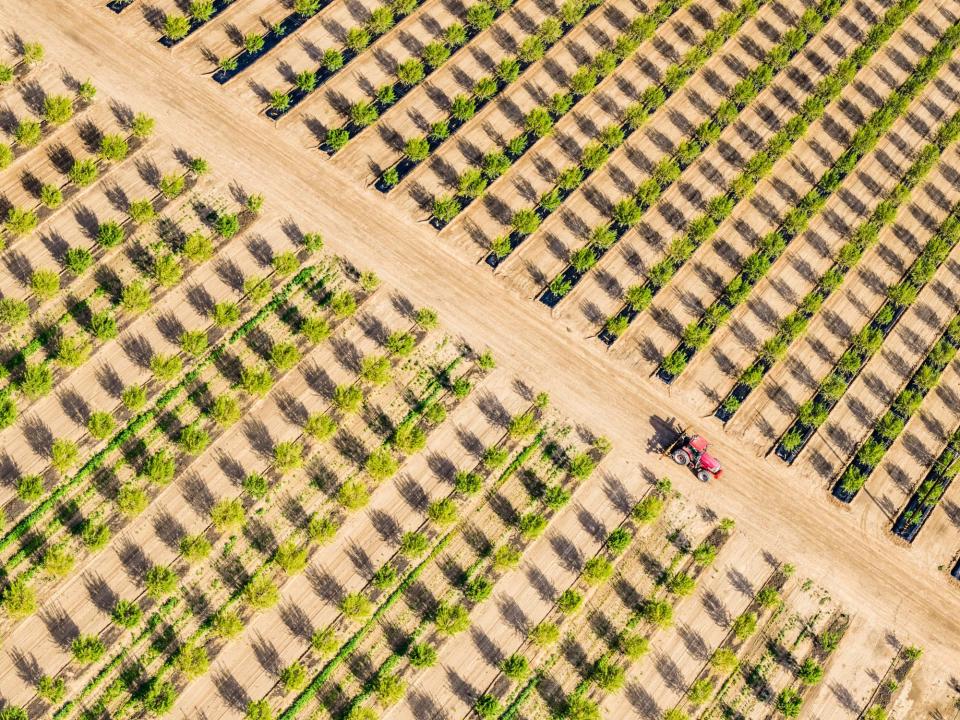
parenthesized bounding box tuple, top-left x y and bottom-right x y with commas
(68, 158, 99, 187)
(145, 565, 178, 599)
(211, 498, 245, 531)
(244, 576, 280, 610)
(122, 384, 147, 411)
(99, 133, 129, 162)
(280, 661, 308, 692)
(21, 363, 53, 399)
(176, 642, 210, 678)
(131, 112, 155, 139)
(2, 577, 36, 619)
(116, 483, 148, 517)
(163, 14, 190, 40)
(211, 610, 244, 639)
(71, 635, 106, 664)
(42, 544, 75, 578)
(304, 412, 337, 441)
(310, 627, 339, 656)
(340, 592, 373, 620)
(64, 246, 93, 276)
(408, 642, 438, 668)
(110, 600, 143, 630)
(30, 268, 60, 299)
(37, 675, 66, 703)
(434, 602, 470, 635)
(180, 534, 212, 563)
(212, 394, 241, 427)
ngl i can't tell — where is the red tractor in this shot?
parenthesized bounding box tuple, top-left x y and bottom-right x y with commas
(665, 428, 723, 482)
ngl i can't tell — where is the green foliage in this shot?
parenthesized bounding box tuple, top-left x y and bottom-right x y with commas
(98, 133, 129, 163)
(144, 680, 177, 715)
(798, 657, 824, 684)
(163, 13, 190, 39)
(529, 621, 559, 647)
(427, 497, 458, 526)
(152, 253, 183, 287)
(592, 656, 626, 691)
(176, 642, 209, 679)
(408, 642, 438, 667)
(37, 675, 66, 703)
(50, 438, 79, 473)
(116, 482, 149, 517)
(643, 599, 673, 628)
(583, 556, 614, 585)
(275, 540, 308, 575)
(310, 627, 339, 656)
(340, 592, 373, 620)
(565, 695, 600, 720)
(400, 530, 429, 557)
(338, 479, 370, 510)
(120, 385, 147, 412)
(493, 544, 521, 570)
(160, 173, 186, 199)
(667, 571, 696, 596)
(329, 291, 357, 317)
(306, 512, 339, 545)
(272, 251, 299, 277)
(733, 611, 758, 639)
(145, 564, 178, 599)
(619, 631, 649, 660)
(241, 472, 269, 500)
(88, 410, 116, 440)
(42, 543, 74, 577)
(434, 601, 470, 635)
(180, 231, 214, 264)
(710, 647, 739, 673)
(81, 519, 110, 551)
(16, 474, 44, 502)
(215, 213, 240, 239)
(280, 661, 308, 693)
(556, 588, 583, 614)
(30, 268, 60, 299)
(40, 183, 63, 209)
(244, 576, 280, 610)
(56, 334, 91, 367)
(365, 447, 398, 480)
(0, 298, 28, 326)
(464, 575, 493, 603)
(71, 635, 105, 665)
(474, 694, 501, 718)
(246, 700, 273, 720)
(150, 353, 182, 382)
(64, 246, 93, 276)
(14, 120, 41, 147)
(241, 363, 274, 396)
(2, 577, 36, 619)
(180, 533, 212, 563)
(775, 688, 802, 717)
(129, 198, 156, 224)
(211, 610, 244, 639)
(301, 413, 336, 443)
(68, 158, 99, 187)
(21, 362, 53, 399)
(374, 672, 406, 707)
(211, 498, 245, 530)
(372, 563, 397, 590)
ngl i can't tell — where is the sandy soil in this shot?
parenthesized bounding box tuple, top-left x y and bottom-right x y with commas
(2, 0, 960, 716)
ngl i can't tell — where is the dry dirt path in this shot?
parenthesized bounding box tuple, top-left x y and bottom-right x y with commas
(5, 0, 960, 707)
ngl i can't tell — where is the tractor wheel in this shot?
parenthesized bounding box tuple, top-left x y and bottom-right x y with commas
(697, 470, 711, 483)
(671, 450, 689, 466)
